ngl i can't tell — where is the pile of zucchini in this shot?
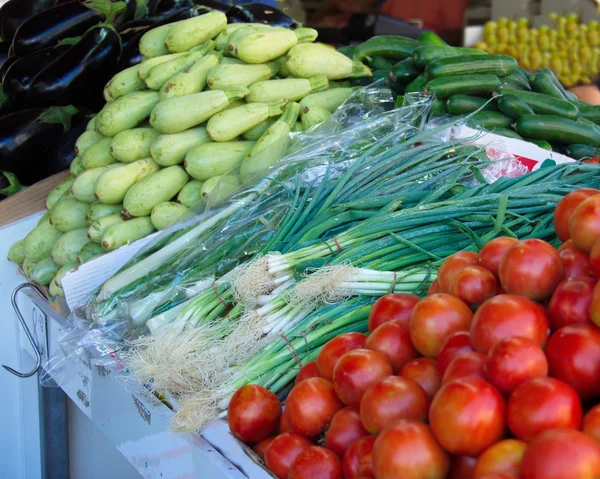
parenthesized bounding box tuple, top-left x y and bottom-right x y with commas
(7, 10, 373, 296)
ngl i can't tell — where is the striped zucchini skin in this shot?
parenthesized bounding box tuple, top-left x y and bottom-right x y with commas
(425, 54, 518, 79)
(515, 115, 600, 146)
(425, 74, 500, 98)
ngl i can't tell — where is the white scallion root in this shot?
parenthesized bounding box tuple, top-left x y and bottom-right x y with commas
(231, 256, 278, 306)
(171, 389, 226, 433)
(289, 265, 357, 307)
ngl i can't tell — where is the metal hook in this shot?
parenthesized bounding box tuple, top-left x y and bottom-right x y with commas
(3, 283, 48, 378)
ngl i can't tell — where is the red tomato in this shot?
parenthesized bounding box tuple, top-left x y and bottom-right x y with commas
(289, 446, 343, 479)
(507, 377, 582, 441)
(428, 278, 441, 295)
(590, 240, 600, 278)
(367, 293, 420, 331)
(295, 360, 320, 385)
(442, 351, 487, 384)
(227, 385, 281, 444)
(409, 293, 473, 357)
(342, 435, 376, 478)
(484, 337, 548, 394)
(437, 331, 474, 374)
(592, 280, 600, 327)
(399, 357, 442, 400)
(359, 376, 429, 434)
(429, 377, 506, 456)
(372, 420, 450, 479)
(583, 405, 600, 442)
(558, 239, 575, 252)
(333, 349, 393, 407)
(470, 295, 550, 354)
(479, 237, 518, 280)
(317, 333, 367, 382)
(498, 239, 564, 301)
(553, 188, 600, 242)
(448, 455, 478, 479)
(478, 475, 517, 479)
(560, 247, 593, 279)
(438, 252, 480, 292)
(264, 433, 312, 479)
(545, 324, 600, 399)
(279, 409, 293, 433)
(547, 277, 595, 330)
(253, 437, 275, 460)
(570, 194, 600, 252)
(285, 378, 342, 437)
(519, 428, 600, 479)
(473, 439, 526, 479)
(324, 407, 368, 458)
(449, 266, 498, 306)
(365, 321, 419, 372)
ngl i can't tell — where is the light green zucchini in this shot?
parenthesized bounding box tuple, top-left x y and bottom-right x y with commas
(184, 141, 254, 181)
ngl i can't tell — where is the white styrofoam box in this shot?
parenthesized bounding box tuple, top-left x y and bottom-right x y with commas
(464, 25, 484, 46)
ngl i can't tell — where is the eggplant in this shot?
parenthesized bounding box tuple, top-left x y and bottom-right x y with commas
(0, 55, 18, 82)
(46, 114, 89, 175)
(12, 1, 104, 56)
(29, 26, 121, 110)
(0, 0, 57, 44)
(148, 0, 194, 15)
(225, 3, 298, 28)
(0, 40, 10, 71)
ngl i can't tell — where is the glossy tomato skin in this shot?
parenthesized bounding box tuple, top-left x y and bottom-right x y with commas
(264, 433, 313, 479)
(295, 360, 320, 385)
(253, 437, 275, 460)
(448, 455, 478, 479)
(372, 420, 449, 479)
(590, 240, 600, 278)
(429, 377, 506, 456)
(442, 352, 487, 384)
(399, 357, 442, 400)
(569, 194, 600, 252)
(227, 385, 281, 444)
(279, 409, 293, 433)
(288, 446, 343, 479)
(428, 278, 441, 295)
(473, 439, 526, 479)
(558, 239, 575, 252)
(553, 188, 600, 242)
(547, 277, 595, 330)
(285, 378, 343, 437)
(409, 293, 473, 357)
(438, 252, 480, 292)
(359, 376, 429, 434)
(592, 281, 600, 327)
(324, 407, 368, 458)
(342, 435, 376, 478)
(437, 331, 474, 374)
(364, 320, 419, 372)
(317, 332, 367, 382)
(449, 266, 498, 306)
(507, 377, 582, 441)
(484, 337, 548, 394)
(583, 405, 600, 442)
(470, 295, 550, 354)
(498, 239, 564, 301)
(479, 237, 518, 280)
(560, 247, 594, 279)
(333, 349, 393, 407)
(367, 293, 420, 331)
(519, 428, 600, 479)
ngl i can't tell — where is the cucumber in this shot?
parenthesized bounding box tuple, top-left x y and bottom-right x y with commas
(70, 156, 84, 177)
(86, 202, 123, 223)
(515, 115, 600, 146)
(497, 95, 535, 118)
(578, 105, 600, 124)
(517, 67, 532, 80)
(30, 257, 60, 286)
(526, 139, 553, 151)
(88, 214, 124, 243)
(566, 144, 600, 160)
(81, 137, 117, 170)
(483, 127, 523, 140)
(164, 11, 227, 53)
(499, 77, 531, 91)
(8, 239, 26, 263)
(46, 178, 74, 210)
(565, 91, 578, 102)
(413, 46, 486, 68)
(207, 101, 286, 142)
(430, 99, 447, 117)
(337, 46, 355, 58)
(405, 73, 428, 93)
(72, 166, 114, 204)
(95, 91, 161, 137)
(497, 90, 579, 120)
(207, 61, 278, 90)
(371, 69, 390, 82)
(161, 51, 222, 100)
(101, 217, 156, 251)
(200, 175, 242, 207)
(104, 65, 145, 102)
(368, 56, 393, 70)
(426, 54, 518, 79)
(22, 257, 37, 280)
(446, 95, 497, 115)
(52, 229, 89, 265)
(426, 74, 500, 98)
(77, 242, 105, 264)
(94, 158, 160, 205)
(184, 141, 254, 181)
(247, 76, 329, 103)
(150, 127, 211, 166)
(530, 68, 568, 100)
(177, 180, 204, 208)
(389, 58, 421, 84)
(395, 96, 404, 108)
(417, 31, 448, 46)
(49, 198, 89, 232)
(110, 128, 160, 163)
(466, 111, 513, 129)
(352, 36, 420, 62)
(242, 118, 276, 141)
(75, 130, 104, 157)
(150, 202, 188, 230)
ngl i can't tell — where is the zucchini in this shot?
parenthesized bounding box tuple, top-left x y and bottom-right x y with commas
(177, 180, 204, 208)
(70, 156, 84, 177)
(81, 138, 117, 170)
(405, 73, 428, 93)
(390, 58, 421, 84)
(466, 111, 513, 129)
(110, 127, 160, 163)
(184, 141, 254, 181)
(95, 91, 160, 138)
(77, 242, 105, 264)
(30, 257, 60, 286)
(94, 158, 160, 205)
(200, 175, 242, 207)
(530, 68, 568, 99)
(566, 144, 600, 160)
(104, 65, 145, 102)
(207, 101, 286, 142)
(49, 198, 89, 232)
(526, 139, 553, 151)
(497, 90, 579, 120)
(413, 46, 486, 68)
(8, 239, 26, 264)
(161, 51, 222, 100)
(446, 95, 497, 115)
(234, 28, 318, 64)
(75, 130, 104, 157)
(515, 115, 600, 146)
(46, 178, 74, 210)
(483, 127, 523, 140)
(150, 202, 188, 230)
(417, 31, 448, 46)
(101, 217, 156, 252)
(352, 36, 420, 62)
(86, 202, 123, 223)
(72, 166, 114, 204)
(497, 95, 535, 118)
(164, 11, 226, 53)
(287, 43, 371, 80)
(51, 229, 89, 266)
(88, 214, 124, 243)
(426, 54, 518, 79)
(425, 74, 500, 98)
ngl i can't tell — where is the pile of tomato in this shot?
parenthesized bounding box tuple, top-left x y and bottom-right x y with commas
(226, 188, 600, 479)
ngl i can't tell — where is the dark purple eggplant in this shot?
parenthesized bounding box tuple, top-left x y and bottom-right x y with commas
(226, 3, 298, 28)
(0, 55, 17, 82)
(0, 40, 10, 71)
(148, 0, 193, 16)
(0, 0, 58, 44)
(28, 26, 121, 110)
(46, 114, 89, 175)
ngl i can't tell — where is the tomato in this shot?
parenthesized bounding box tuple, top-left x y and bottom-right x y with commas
(448, 455, 478, 479)
(479, 237, 518, 280)
(507, 377, 582, 441)
(583, 405, 600, 442)
(317, 333, 367, 382)
(227, 385, 281, 444)
(590, 240, 600, 278)
(470, 295, 550, 354)
(438, 252, 480, 292)
(333, 349, 393, 407)
(409, 293, 473, 357)
(519, 428, 600, 479)
(265, 433, 313, 479)
(592, 280, 600, 327)
(547, 277, 595, 330)
(289, 446, 343, 479)
(367, 293, 420, 331)
(553, 188, 600, 242)
(365, 321, 419, 372)
(279, 409, 293, 433)
(545, 324, 600, 400)
(372, 420, 449, 479)
(285, 378, 342, 437)
(295, 360, 320, 385)
(253, 437, 275, 460)
(359, 376, 429, 434)
(477, 475, 517, 479)
(450, 265, 498, 306)
(429, 377, 506, 456)
(324, 407, 368, 458)
(342, 435, 376, 478)
(442, 351, 487, 384)
(570, 194, 600, 252)
(428, 278, 441, 295)
(484, 337, 548, 394)
(473, 439, 526, 479)
(399, 357, 442, 400)
(560, 247, 593, 279)
(558, 239, 575, 252)
(498, 239, 564, 301)
(437, 331, 474, 374)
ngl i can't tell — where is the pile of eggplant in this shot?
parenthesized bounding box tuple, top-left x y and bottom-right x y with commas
(0, 0, 297, 192)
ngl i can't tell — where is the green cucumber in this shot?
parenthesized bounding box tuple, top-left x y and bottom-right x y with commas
(150, 202, 188, 230)
(352, 36, 420, 62)
(368, 56, 393, 70)
(86, 202, 123, 223)
(515, 115, 600, 146)
(417, 31, 448, 46)
(77, 242, 105, 264)
(405, 73, 428, 93)
(430, 99, 447, 117)
(177, 179, 204, 208)
(497, 95, 535, 118)
(30, 257, 60, 286)
(46, 178, 74, 210)
(426, 54, 518, 79)
(565, 91, 578, 102)
(413, 46, 486, 68)
(566, 143, 600, 160)
(101, 217, 156, 251)
(483, 127, 523, 140)
(500, 77, 531, 91)
(466, 111, 513, 129)
(446, 95, 497, 115)
(337, 46, 355, 58)
(526, 139, 553, 151)
(390, 58, 421, 84)
(497, 90, 579, 120)
(530, 68, 568, 100)
(51, 229, 89, 266)
(425, 74, 500, 98)
(578, 105, 600, 124)
(8, 239, 26, 263)
(49, 198, 89, 232)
